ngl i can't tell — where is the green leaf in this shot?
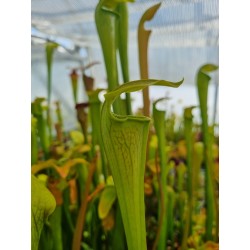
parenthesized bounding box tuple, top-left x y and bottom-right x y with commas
(105, 79, 183, 101)
(32, 158, 89, 179)
(31, 116, 38, 165)
(98, 186, 117, 219)
(69, 130, 84, 145)
(101, 79, 183, 250)
(31, 175, 56, 250)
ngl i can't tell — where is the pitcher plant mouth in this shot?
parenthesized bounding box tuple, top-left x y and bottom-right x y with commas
(111, 112, 151, 122)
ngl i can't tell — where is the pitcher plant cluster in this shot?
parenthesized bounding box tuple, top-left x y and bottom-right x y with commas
(31, 1, 219, 250)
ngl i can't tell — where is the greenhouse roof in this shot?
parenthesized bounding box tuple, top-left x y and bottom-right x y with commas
(32, 0, 218, 49)
(31, 0, 219, 130)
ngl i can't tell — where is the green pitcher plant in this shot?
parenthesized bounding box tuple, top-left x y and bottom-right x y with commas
(152, 97, 169, 250)
(54, 101, 64, 143)
(46, 42, 58, 107)
(31, 98, 50, 159)
(55, 101, 63, 130)
(116, 2, 132, 115)
(95, 0, 134, 115)
(75, 102, 89, 145)
(176, 162, 187, 243)
(138, 3, 161, 116)
(70, 69, 79, 105)
(46, 42, 59, 142)
(100, 78, 183, 250)
(181, 106, 196, 250)
(87, 88, 108, 178)
(196, 64, 218, 241)
(31, 174, 56, 250)
(165, 161, 176, 245)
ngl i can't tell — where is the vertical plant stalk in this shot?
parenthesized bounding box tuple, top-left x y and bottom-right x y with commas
(138, 3, 161, 117)
(31, 98, 50, 159)
(95, 0, 131, 115)
(166, 112, 176, 143)
(152, 149, 164, 250)
(193, 142, 204, 208)
(55, 123, 62, 144)
(55, 101, 63, 129)
(31, 116, 38, 165)
(87, 89, 108, 178)
(80, 73, 95, 146)
(82, 73, 94, 92)
(176, 163, 187, 242)
(214, 163, 219, 243)
(181, 106, 196, 250)
(209, 125, 219, 243)
(46, 42, 58, 142)
(166, 185, 175, 245)
(152, 98, 169, 250)
(117, 2, 132, 115)
(47, 178, 64, 250)
(70, 69, 79, 105)
(75, 163, 89, 204)
(72, 157, 96, 250)
(112, 202, 127, 250)
(100, 79, 183, 250)
(62, 188, 75, 234)
(49, 206, 63, 250)
(196, 64, 218, 241)
(55, 101, 64, 143)
(75, 103, 89, 145)
(212, 82, 219, 126)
